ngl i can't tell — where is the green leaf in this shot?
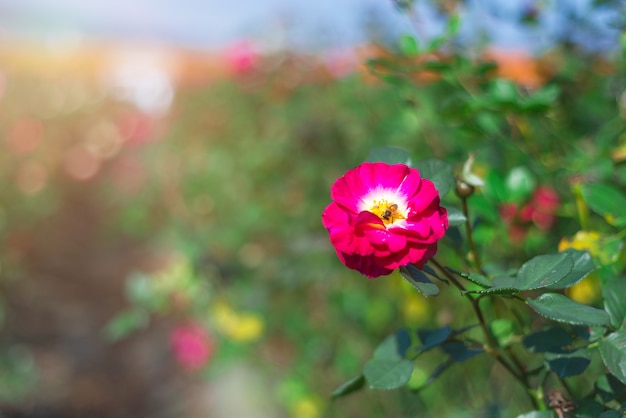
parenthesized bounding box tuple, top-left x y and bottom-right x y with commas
(483, 170, 508, 202)
(465, 273, 491, 288)
(440, 341, 484, 362)
(599, 411, 622, 418)
(446, 14, 461, 35)
(520, 85, 560, 112)
(581, 183, 626, 227)
(363, 357, 414, 390)
(545, 351, 591, 378)
(400, 265, 439, 297)
(409, 359, 454, 393)
(514, 252, 573, 291)
(449, 269, 491, 287)
(546, 249, 596, 290)
(446, 206, 467, 227)
(516, 412, 554, 418)
(373, 330, 412, 360)
(399, 34, 419, 56)
(103, 309, 149, 341)
(599, 330, 626, 385)
(489, 79, 518, 104)
(522, 327, 573, 353)
(527, 293, 611, 327)
(595, 373, 626, 403)
(416, 326, 452, 351)
(365, 146, 411, 165)
(575, 399, 605, 417)
(604, 279, 626, 328)
(413, 158, 454, 198)
(464, 286, 519, 296)
(331, 375, 365, 398)
(505, 166, 536, 202)
(489, 319, 517, 347)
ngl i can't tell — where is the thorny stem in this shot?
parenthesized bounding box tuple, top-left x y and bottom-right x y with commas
(430, 258, 539, 410)
(460, 194, 485, 275)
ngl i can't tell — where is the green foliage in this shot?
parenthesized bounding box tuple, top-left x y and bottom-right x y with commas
(527, 293, 611, 327)
(399, 264, 439, 297)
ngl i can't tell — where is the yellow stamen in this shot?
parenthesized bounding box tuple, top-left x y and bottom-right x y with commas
(370, 199, 405, 225)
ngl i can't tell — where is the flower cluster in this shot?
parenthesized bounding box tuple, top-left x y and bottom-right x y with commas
(322, 162, 448, 278)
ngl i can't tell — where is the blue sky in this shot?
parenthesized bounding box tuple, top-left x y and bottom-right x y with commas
(0, 0, 621, 52)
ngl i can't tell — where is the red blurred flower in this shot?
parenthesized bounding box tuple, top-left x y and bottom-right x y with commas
(322, 162, 448, 278)
(499, 185, 561, 243)
(170, 322, 214, 371)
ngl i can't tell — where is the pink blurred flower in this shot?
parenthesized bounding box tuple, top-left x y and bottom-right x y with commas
(322, 162, 448, 278)
(225, 42, 259, 75)
(170, 322, 214, 371)
(116, 111, 156, 146)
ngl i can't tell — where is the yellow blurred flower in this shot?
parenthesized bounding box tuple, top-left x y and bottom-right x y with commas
(566, 273, 601, 305)
(289, 396, 323, 418)
(558, 230, 602, 255)
(401, 293, 430, 326)
(559, 231, 603, 304)
(212, 301, 264, 343)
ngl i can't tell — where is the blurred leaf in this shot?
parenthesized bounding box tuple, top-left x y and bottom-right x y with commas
(410, 359, 454, 393)
(365, 146, 412, 165)
(420, 60, 452, 73)
(514, 252, 573, 291)
(440, 341, 484, 362)
(483, 170, 508, 202)
(603, 279, 626, 328)
(400, 264, 439, 297)
(527, 293, 611, 327)
(374, 329, 411, 359)
(581, 183, 626, 227)
(103, 309, 149, 341)
(416, 326, 452, 351)
(546, 249, 596, 290)
(476, 112, 501, 134)
(447, 14, 461, 35)
(598, 411, 623, 418)
(331, 375, 365, 398)
(600, 330, 626, 385)
(521, 85, 560, 112)
(446, 206, 467, 227)
(489, 79, 518, 104)
(505, 166, 536, 202)
(516, 412, 554, 418)
(545, 350, 591, 378)
(399, 34, 419, 56)
(363, 357, 414, 390)
(595, 373, 626, 403)
(125, 272, 154, 306)
(413, 158, 454, 197)
(427, 36, 446, 52)
(522, 327, 573, 353)
(489, 319, 516, 347)
(575, 399, 607, 417)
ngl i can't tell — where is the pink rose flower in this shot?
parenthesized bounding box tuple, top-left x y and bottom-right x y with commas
(170, 322, 214, 371)
(322, 162, 448, 278)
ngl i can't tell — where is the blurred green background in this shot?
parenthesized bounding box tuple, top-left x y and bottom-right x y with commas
(1, 1, 626, 417)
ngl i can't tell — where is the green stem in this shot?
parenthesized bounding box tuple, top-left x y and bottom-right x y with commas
(430, 258, 538, 410)
(460, 194, 485, 274)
